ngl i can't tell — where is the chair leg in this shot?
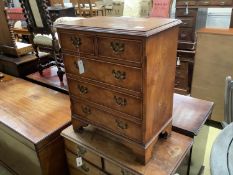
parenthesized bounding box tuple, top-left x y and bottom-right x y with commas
(57, 67, 64, 82)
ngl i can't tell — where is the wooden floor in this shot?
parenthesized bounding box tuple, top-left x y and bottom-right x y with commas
(26, 66, 68, 94)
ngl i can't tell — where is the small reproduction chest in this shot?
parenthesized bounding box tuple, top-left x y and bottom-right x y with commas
(56, 16, 181, 164)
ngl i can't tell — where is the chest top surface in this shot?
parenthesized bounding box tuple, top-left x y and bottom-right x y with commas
(55, 16, 181, 36)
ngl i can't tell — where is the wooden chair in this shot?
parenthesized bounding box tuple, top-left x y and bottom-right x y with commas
(76, 0, 105, 17)
(150, 0, 174, 18)
(19, 0, 64, 81)
(222, 76, 233, 128)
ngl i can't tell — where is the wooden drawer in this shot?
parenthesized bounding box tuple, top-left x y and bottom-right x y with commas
(197, 0, 211, 5)
(176, 68, 188, 79)
(211, 0, 232, 6)
(64, 139, 102, 168)
(59, 32, 95, 55)
(176, 0, 197, 6)
(69, 167, 86, 175)
(63, 54, 142, 92)
(68, 78, 142, 118)
(176, 8, 197, 17)
(104, 159, 140, 175)
(175, 77, 188, 89)
(179, 28, 193, 41)
(66, 150, 106, 175)
(71, 99, 142, 143)
(179, 17, 195, 28)
(97, 37, 143, 63)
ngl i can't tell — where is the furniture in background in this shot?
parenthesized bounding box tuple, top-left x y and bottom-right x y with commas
(47, 0, 64, 6)
(48, 6, 76, 22)
(223, 76, 233, 127)
(0, 1, 33, 57)
(150, 0, 173, 17)
(56, 16, 181, 164)
(175, 0, 233, 95)
(191, 28, 233, 123)
(75, 0, 105, 17)
(0, 74, 71, 175)
(19, 0, 65, 82)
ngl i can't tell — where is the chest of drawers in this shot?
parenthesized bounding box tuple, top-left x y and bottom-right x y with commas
(56, 16, 181, 164)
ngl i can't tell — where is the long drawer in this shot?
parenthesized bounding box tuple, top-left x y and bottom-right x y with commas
(64, 139, 102, 168)
(176, 8, 197, 17)
(65, 150, 106, 175)
(71, 99, 142, 143)
(179, 28, 194, 41)
(63, 54, 142, 92)
(104, 159, 140, 175)
(97, 36, 143, 63)
(68, 78, 142, 118)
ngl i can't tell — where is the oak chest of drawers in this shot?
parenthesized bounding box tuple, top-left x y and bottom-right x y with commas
(56, 16, 181, 164)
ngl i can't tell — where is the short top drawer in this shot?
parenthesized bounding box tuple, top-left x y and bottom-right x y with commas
(211, 0, 232, 6)
(59, 32, 95, 55)
(63, 54, 142, 92)
(64, 139, 102, 169)
(176, 8, 197, 17)
(179, 17, 195, 28)
(176, 0, 197, 6)
(97, 37, 143, 63)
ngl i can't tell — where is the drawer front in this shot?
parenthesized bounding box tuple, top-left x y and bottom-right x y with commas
(59, 32, 95, 55)
(71, 99, 142, 142)
(64, 139, 102, 168)
(68, 79, 142, 118)
(211, 0, 232, 6)
(180, 17, 195, 28)
(63, 54, 142, 92)
(179, 28, 193, 41)
(197, 0, 211, 5)
(104, 159, 139, 175)
(176, 8, 197, 17)
(66, 150, 106, 175)
(175, 77, 188, 89)
(176, 63, 188, 79)
(69, 167, 86, 175)
(97, 37, 143, 63)
(176, 0, 197, 6)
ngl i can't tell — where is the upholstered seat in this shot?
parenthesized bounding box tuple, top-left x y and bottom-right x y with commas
(34, 17, 84, 46)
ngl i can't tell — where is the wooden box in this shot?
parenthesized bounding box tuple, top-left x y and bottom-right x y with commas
(56, 16, 181, 164)
(0, 74, 71, 175)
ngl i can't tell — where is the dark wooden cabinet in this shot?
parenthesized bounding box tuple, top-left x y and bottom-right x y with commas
(48, 6, 76, 22)
(56, 17, 181, 164)
(175, 1, 233, 94)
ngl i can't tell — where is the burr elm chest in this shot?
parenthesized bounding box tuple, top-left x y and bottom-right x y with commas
(56, 16, 181, 164)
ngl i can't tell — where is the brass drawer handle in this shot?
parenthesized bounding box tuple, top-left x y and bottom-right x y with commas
(81, 106, 91, 115)
(114, 96, 127, 106)
(110, 41, 125, 54)
(81, 163, 90, 172)
(219, 1, 225, 5)
(121, 169, 134, 175)
(112, 70, 126, 80)
(116, 120, 128, 130)
(71, 36, 81, 48)
(77, 146, 87, 156)
(77, 85, 88, 94)
(202, 1, 210, 4)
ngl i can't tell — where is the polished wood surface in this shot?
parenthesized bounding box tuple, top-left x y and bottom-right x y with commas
(55, 16, 181, 36)
(173, 94, 213, 137)
(26, 66, 68, 93)
(0, 74, 70, 175)
(62, 125, 193, 175)
(0, 74, 70, 149)
(57, 16, 181, 164)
